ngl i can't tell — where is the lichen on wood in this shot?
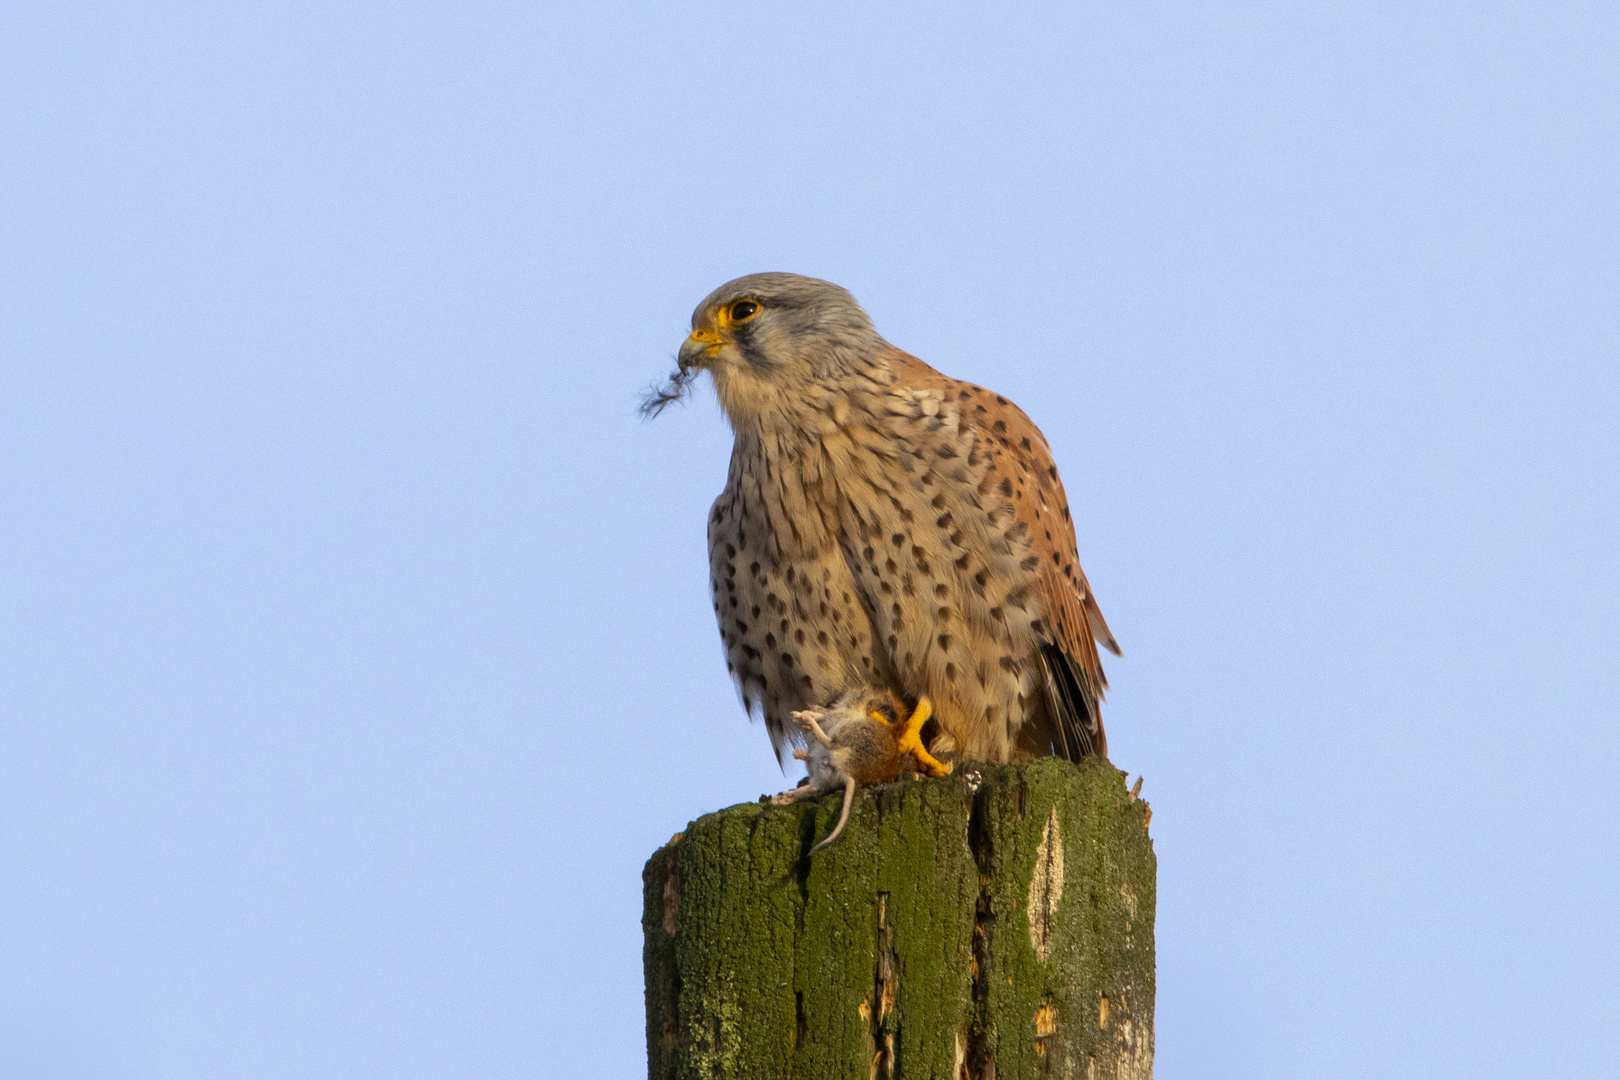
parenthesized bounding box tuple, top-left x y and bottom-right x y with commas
(643, 757, 1155, 1079)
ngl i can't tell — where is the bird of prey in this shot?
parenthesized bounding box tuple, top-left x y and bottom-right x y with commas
(652, 273, 1120, 766)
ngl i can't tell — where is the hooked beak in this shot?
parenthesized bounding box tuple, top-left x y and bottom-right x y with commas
(678, 326, 726, 370)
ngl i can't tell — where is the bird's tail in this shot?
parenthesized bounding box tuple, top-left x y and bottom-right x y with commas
(1039, 643, 1106, 761)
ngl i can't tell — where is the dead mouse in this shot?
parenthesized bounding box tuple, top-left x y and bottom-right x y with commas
(771, 689, 952, 854)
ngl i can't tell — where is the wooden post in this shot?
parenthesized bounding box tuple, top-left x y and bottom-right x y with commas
(643, 757, 1155, 1079)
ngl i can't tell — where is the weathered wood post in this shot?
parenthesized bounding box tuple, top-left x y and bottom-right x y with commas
(643, 757, 1155, 1079)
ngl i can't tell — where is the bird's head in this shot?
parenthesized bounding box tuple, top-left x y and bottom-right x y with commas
(644, 273, 886, 428)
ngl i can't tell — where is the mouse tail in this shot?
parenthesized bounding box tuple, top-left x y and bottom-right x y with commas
(809, 774, 857, 856)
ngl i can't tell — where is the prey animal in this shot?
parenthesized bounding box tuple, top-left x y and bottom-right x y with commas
(771, 688, 952, 854)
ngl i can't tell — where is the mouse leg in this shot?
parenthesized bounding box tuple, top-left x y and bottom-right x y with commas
(801, 716, 835, 749)
(893, 697, 953, 777)
(771, 784, 822, 805)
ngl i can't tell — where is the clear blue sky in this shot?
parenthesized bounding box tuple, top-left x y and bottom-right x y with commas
(3, 2, 1616, 1077)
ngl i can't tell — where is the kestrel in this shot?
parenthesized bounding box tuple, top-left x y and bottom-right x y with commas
(655, 273, 1120, 766)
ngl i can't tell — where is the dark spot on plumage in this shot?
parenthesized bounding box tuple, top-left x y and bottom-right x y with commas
(995, 395, 1007, 405)
(936, 512, 953, 528)
(992, 419, 1007, 433)
(781, 653, 794, 667)
(1052, 552, 1061, 564)
(999, 656, 1018, 672)
(891, 533, 904, 547)
(1030, 619, 1043, 633)
(1048, 466, 1057, 481)
(765, 633, 776, 648)
(938, 634, 952, 652)
(795, 629, 804, 644)
(931, 492, 946, 509)
(817, 631, 828, 644)
(990, 606, 1004, 621)
(974, 569, 988, 587)
(1020, 437, 1032, 451)
(975, 404, 987, 413)
(752, 605, 761, 616)
(998, 477, 1013, 497)
(955, 552, 971, 569)
(949, 530, 963, 546)
(946, 662, 958, 680)
(1022, 556, 1040, 569)
(801, 675, 813, 691)
(934, 583, 948, 599)
(880, 581, 892, 593)
(886, 558, 898, 574)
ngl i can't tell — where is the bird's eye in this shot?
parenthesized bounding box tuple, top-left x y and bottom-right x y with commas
(728, 300, 760, 322)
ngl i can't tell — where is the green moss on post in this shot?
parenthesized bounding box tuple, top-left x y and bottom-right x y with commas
(643, 758, 1155, 1079)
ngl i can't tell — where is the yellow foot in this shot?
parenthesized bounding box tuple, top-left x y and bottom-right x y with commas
(892, 696, 953, 777)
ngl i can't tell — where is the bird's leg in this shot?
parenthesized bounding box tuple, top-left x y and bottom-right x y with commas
(894, 696, 952, 777)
